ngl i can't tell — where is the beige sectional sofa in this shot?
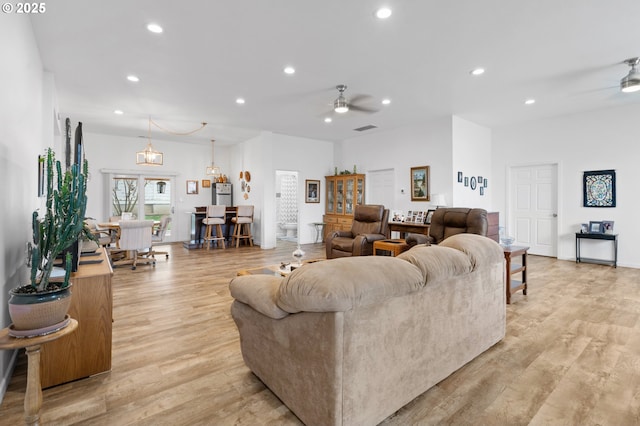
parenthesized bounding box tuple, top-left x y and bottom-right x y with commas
(230, 233, 506, 425)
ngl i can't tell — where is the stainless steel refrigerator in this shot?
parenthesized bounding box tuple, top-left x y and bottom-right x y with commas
(213, 183, 232, 206)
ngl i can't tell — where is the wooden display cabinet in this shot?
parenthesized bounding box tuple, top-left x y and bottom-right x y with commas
(323, 174, 365, 240)
(40, 248, 113, 388)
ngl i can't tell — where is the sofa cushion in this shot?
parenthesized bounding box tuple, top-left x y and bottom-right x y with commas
(397, 245, 472, 285)
(438, 233, 503, 269)
(229, 275, 289, 319)
(277, 256, 423, 313)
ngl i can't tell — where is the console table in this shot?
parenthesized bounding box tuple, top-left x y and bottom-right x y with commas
(575, 232, 618, 267)
(388, 222, 430, 239)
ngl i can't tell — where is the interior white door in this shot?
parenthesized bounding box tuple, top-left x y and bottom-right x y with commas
(509, 164, 557, 256)
(367, 169, 395, 208)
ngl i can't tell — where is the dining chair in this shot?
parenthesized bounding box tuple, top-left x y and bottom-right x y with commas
(231, 205, 254, 248)
(109, 220, 155, 270)
(150, 215, 172, 258)
(203, 205, 226, 249)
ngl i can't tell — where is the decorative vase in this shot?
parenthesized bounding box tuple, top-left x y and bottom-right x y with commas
(8, 284, 72, 331)
(292, 245, 305, 267)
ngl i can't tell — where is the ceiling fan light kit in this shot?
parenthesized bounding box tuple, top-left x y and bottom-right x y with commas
(620, 57, 640, 93)
(334, 84, 349, 113)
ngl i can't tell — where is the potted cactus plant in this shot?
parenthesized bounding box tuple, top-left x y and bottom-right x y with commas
(8, 147, 90, 333)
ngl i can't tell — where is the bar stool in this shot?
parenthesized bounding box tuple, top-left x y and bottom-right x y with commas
(231, 205, 254, 248)
(203, 205, 226, 249)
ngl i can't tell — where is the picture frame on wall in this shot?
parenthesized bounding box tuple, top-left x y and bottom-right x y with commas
(202, 179, 211, 188)
(583, 169, 616, 207)
(410, 166, 430, 201)
(305, 179, 320, 203)
(38, 155, 45, 197)
(186, 180, 198, 194)
(457, 171, 463, 183)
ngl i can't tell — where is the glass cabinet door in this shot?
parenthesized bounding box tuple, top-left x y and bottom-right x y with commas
(326, 178, 335, 214)
(356, 176, 364, 206)
(345, 178, 354, 215)
(336, 179, 344, 214)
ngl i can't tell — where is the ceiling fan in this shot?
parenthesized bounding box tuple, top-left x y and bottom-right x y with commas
(620, 57, 640, 93)
(330, 84, 379, 114)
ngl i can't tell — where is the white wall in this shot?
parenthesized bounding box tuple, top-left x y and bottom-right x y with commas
(234, 132, 334, 249)
(337, 117, 453, 214)
(452, 116, 493, 209)
(493, 103, 640, 267)
(0, 16, 48, 401)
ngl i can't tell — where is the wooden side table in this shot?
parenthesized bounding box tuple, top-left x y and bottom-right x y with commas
(0, 319, 78, 425)
(503, 245, 529, 304)
(373, 239, 409, 257)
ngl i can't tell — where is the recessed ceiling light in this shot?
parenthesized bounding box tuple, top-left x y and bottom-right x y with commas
(147, 23, 163, 34)
(324, 117, 332, 123)
(470, 68, 485, 76)
(284, 66, 295, 75)
(375, 7, 392, 19)
(114, 110, 124, 115)
(382, 98, 391, 105)
(127, 75, 140, 82)
(524, 99, 536, 105)
(236, 98, 245, 104)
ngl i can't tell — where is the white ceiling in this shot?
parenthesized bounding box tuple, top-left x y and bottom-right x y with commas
(30, 0, 640, 146)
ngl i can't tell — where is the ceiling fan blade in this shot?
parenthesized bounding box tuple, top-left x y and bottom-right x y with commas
(349, 105, 379, 114)
(349, 94, 373, 104)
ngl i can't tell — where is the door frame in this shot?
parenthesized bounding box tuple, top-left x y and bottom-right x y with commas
(102, 169, 179, 242)
(505, 161, 562, 257)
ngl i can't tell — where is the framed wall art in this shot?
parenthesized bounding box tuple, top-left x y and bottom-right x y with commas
(186, 180, 198, 194)
(202, 179, 211, 188)
(305, 179, 320, 203)
(411, 166, 430, 201)
(583, 169, 616, 207)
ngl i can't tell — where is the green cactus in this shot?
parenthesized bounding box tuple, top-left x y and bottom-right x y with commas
(28, 148, 90, 292)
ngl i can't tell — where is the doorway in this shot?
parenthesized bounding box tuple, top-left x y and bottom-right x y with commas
(508, 163, 558, 256)
(368, 168, 395, 208)
(108, 173, 176, 242)
(275, 170, 299, 244)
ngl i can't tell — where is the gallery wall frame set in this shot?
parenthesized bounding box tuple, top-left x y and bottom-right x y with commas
(458, 171, 487, 195)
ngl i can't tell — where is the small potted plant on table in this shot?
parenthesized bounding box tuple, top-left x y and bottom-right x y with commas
(8, 148, 90, 334)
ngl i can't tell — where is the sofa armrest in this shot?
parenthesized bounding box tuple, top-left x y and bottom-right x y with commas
(229, 275, 290, 319)
(353, 233, 386, 256)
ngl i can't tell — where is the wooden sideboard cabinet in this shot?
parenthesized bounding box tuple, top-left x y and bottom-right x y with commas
(323, 174, 365, 240)
(40, 248, 113, 388)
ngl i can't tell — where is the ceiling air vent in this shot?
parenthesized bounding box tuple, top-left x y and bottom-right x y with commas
(353, 125, 378, 132)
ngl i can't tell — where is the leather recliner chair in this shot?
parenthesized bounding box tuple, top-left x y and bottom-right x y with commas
(406, 207, 488, 247)
(326, 204, 390, 259)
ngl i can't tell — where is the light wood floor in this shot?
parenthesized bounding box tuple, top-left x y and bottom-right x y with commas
(2, 241, 639, 425)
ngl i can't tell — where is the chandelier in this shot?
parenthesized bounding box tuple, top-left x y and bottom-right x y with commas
(205, 139, 222, 178)
(136, 117, 208, 166)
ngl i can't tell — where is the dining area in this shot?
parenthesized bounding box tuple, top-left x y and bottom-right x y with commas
(86, 215, 171, 270)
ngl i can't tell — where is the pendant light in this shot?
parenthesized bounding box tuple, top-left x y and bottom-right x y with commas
(136, 117, 164, 166)
(206, 139, 222, 178)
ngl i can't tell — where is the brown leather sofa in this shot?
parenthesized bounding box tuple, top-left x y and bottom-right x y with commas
(406, 207, 488, 246)
(326, 204, 390, 259)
